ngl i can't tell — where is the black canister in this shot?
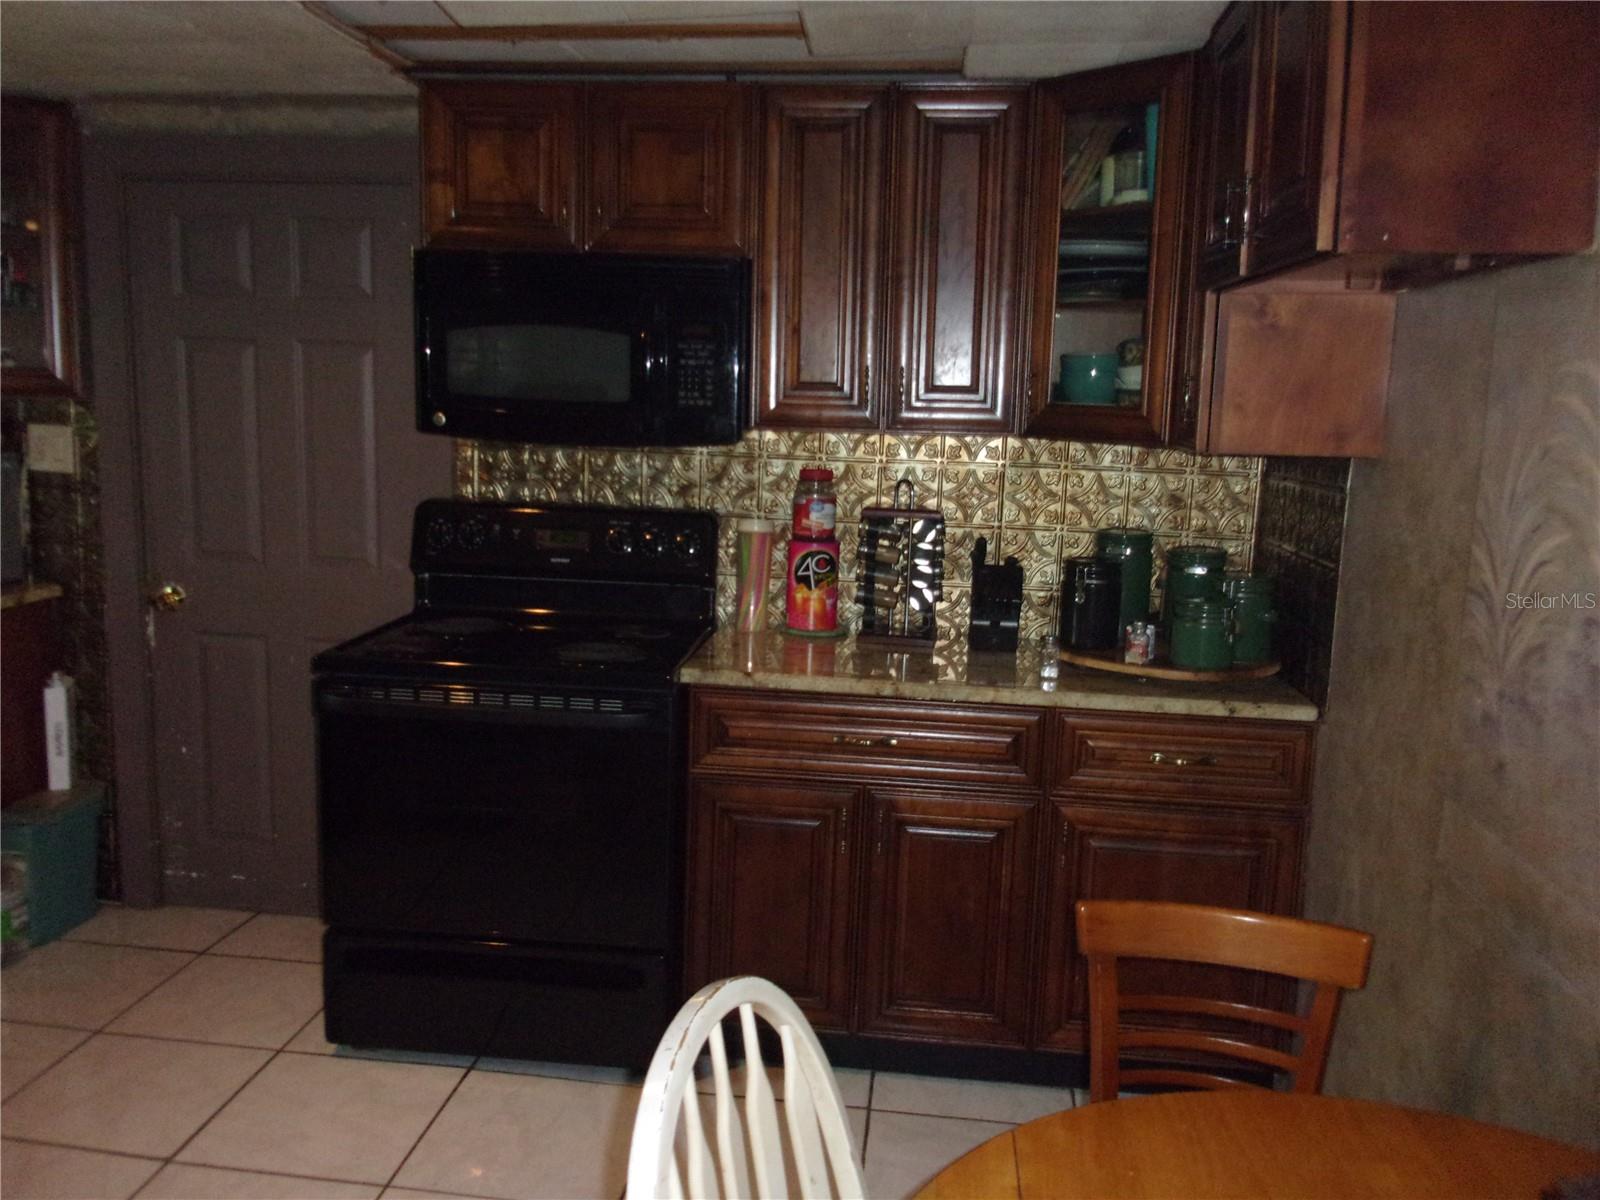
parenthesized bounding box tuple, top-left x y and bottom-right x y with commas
(1060, 557, 1122, 651)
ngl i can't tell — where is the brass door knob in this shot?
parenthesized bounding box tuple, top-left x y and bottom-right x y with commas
(150, 583, 187, 611)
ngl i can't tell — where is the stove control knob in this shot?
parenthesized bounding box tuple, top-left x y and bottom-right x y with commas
(673, 529, 704, 559)
(457, 517, 490, 551)
(424, 517, 455, 555)
(638, 523, 667, 556)
(605, 523, 635, 555)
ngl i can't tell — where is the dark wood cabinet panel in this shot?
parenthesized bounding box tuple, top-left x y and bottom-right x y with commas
(1244, 1, 1341, 276)
(886, 87, 1028, 433)
(690, 688, 1045, 789)
(586, 83, 749, 254)
(686, 778, 857, 1030)
(1034, 800, 1303, 1049)
(859, 789, 1036, 1045)
(756, 87, 887, 429)
(420, 81, 580, 249)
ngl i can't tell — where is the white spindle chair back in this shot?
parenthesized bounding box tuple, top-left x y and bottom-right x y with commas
(627, 976, 866, 1200)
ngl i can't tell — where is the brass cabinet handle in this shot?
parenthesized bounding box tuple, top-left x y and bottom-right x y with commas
(833, 735, 899, 748)
(559, 202, 569, 225)
(838, 806, 849, 856)
(1149, 751, 1215, 768)
(898, 364, 907, 402)
(861, 360, 870, 401)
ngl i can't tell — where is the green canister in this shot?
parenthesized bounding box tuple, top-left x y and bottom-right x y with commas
(1222, 571, 1277, 665)
(1095, 528, 1153, 636)
(1162, 543, 1228, 624)
(1169, 596, 1235, 671)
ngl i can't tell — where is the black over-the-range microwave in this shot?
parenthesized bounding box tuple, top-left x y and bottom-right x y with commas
(415, 249, 750, 446)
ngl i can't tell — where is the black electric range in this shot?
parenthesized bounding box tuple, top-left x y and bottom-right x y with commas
(313, 499, 717, 1069)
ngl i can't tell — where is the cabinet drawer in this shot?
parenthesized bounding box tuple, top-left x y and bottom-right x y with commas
(691, 690, 1044, 789)
(1052, 714, 1311, 805)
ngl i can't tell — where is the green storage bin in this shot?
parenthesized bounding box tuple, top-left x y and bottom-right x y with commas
(1, 782, 103, 946)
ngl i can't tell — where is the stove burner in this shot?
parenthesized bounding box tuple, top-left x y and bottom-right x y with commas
(557, 641, 650, 665)
(411, 617, 511, 638)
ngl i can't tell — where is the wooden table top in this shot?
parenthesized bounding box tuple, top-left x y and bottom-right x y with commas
(914, 1091, 1600, 1200)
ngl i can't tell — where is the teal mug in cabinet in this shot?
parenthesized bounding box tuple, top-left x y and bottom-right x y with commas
(1161, 543, 1228, 624)
(1060, 353, 1118, 405)
(1169, 596, 1235, 671)
(1095, 528, 1153, 637)
(1223, 571, 1277, 665)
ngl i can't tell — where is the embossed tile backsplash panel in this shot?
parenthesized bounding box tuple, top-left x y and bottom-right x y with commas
(460, 432, 1260, 641)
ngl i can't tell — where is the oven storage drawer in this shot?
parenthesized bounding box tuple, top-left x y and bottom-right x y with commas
(689, 689, 1045, 788)
(323, 930, 674, 1069)
(1052, 714, 1311, 805)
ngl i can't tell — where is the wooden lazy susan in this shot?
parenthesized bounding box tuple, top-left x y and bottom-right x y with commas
(1059, 646, 1280, 683)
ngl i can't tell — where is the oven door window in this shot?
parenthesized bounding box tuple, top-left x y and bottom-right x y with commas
(446, 324, 633, 405)
(318, 704, 678, 952)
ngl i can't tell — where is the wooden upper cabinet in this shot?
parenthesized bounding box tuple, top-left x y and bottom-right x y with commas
(421, 81, 580, 250)
(1243, 1, 1339, 277)
(1022, 56, 1195, 447)
(756, 87, 887, 430)
(1193, 4, 1257, 290)
(886, 87, 1028, 434)
(585, 83, 749, 255)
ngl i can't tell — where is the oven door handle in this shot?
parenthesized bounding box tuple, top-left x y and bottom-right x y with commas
(317, 692, 660, 730)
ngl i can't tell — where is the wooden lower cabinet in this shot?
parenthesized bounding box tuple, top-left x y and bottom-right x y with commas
(687, 778, 856, 1030)
(1033, 800, 1304, 1050)
(859, 789, 1036, 1045)
(685, 687, 1312, 1069)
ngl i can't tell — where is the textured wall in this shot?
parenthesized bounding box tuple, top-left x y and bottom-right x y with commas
(460, 432, 1261, 642)
(1306, 252, 1600, 1148)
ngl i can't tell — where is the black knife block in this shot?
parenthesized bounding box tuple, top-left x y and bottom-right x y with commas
(969, 536, 1023, 652)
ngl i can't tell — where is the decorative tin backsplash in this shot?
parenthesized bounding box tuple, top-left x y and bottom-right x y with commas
(458, 431, 1260, 643)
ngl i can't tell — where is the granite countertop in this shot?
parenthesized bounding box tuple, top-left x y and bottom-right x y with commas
(679, 628, 1320, 722)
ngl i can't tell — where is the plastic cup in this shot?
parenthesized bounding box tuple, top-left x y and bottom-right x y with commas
(734, 518, 776, 632)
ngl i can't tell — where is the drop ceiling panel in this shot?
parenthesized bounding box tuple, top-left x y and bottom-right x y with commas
(800, 2, 975, 57)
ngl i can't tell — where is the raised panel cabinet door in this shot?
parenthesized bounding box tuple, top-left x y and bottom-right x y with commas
(1243, 1, 1342, 276)
(887, 87, 1029, 433)
(687, 778, 858, 1031)
(1194, 2, 1257, 289)
(420, 81, 580, 249)
(586, 83, 749, 254)
(1032, 800, 1303, 1050)
(859, 788, 1037, 1045)
(756, 87, 888, 429)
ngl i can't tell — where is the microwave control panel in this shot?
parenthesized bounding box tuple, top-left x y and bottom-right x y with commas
(669, 322, 722, 410)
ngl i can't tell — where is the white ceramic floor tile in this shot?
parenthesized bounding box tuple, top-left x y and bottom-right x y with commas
(209, 914, 324, 963)
(66, 905, 252, 953)
(381, 1190, 489, 1200)
(0, 941, 194, 1029)
(177, 1053, 464, 1184)
(862, 1110, 1014, 1200)
(474, 1055, 639, 1086)
(282, 1014, 474, 1067)
(694, 1061, 873, 1108)
(1, 1021, 90, 1099)
(107, 955, 322, 1049)
(283, 1011, 336, 1054)
(0, 1139, 161, 1200)
(0, 1034, 269, 1158)
(393, 1071, 640, 1200)
(135, 1163, 381, 1199)
(871, 1071, 1075, 1123)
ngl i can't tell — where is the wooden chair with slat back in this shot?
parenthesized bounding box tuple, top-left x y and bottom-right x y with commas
(627, 976, 865, 1200)
(1075, 900, 1373, 1103)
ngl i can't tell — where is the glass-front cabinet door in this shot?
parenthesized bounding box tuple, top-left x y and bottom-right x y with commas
(1022, 56, 1195, 445)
